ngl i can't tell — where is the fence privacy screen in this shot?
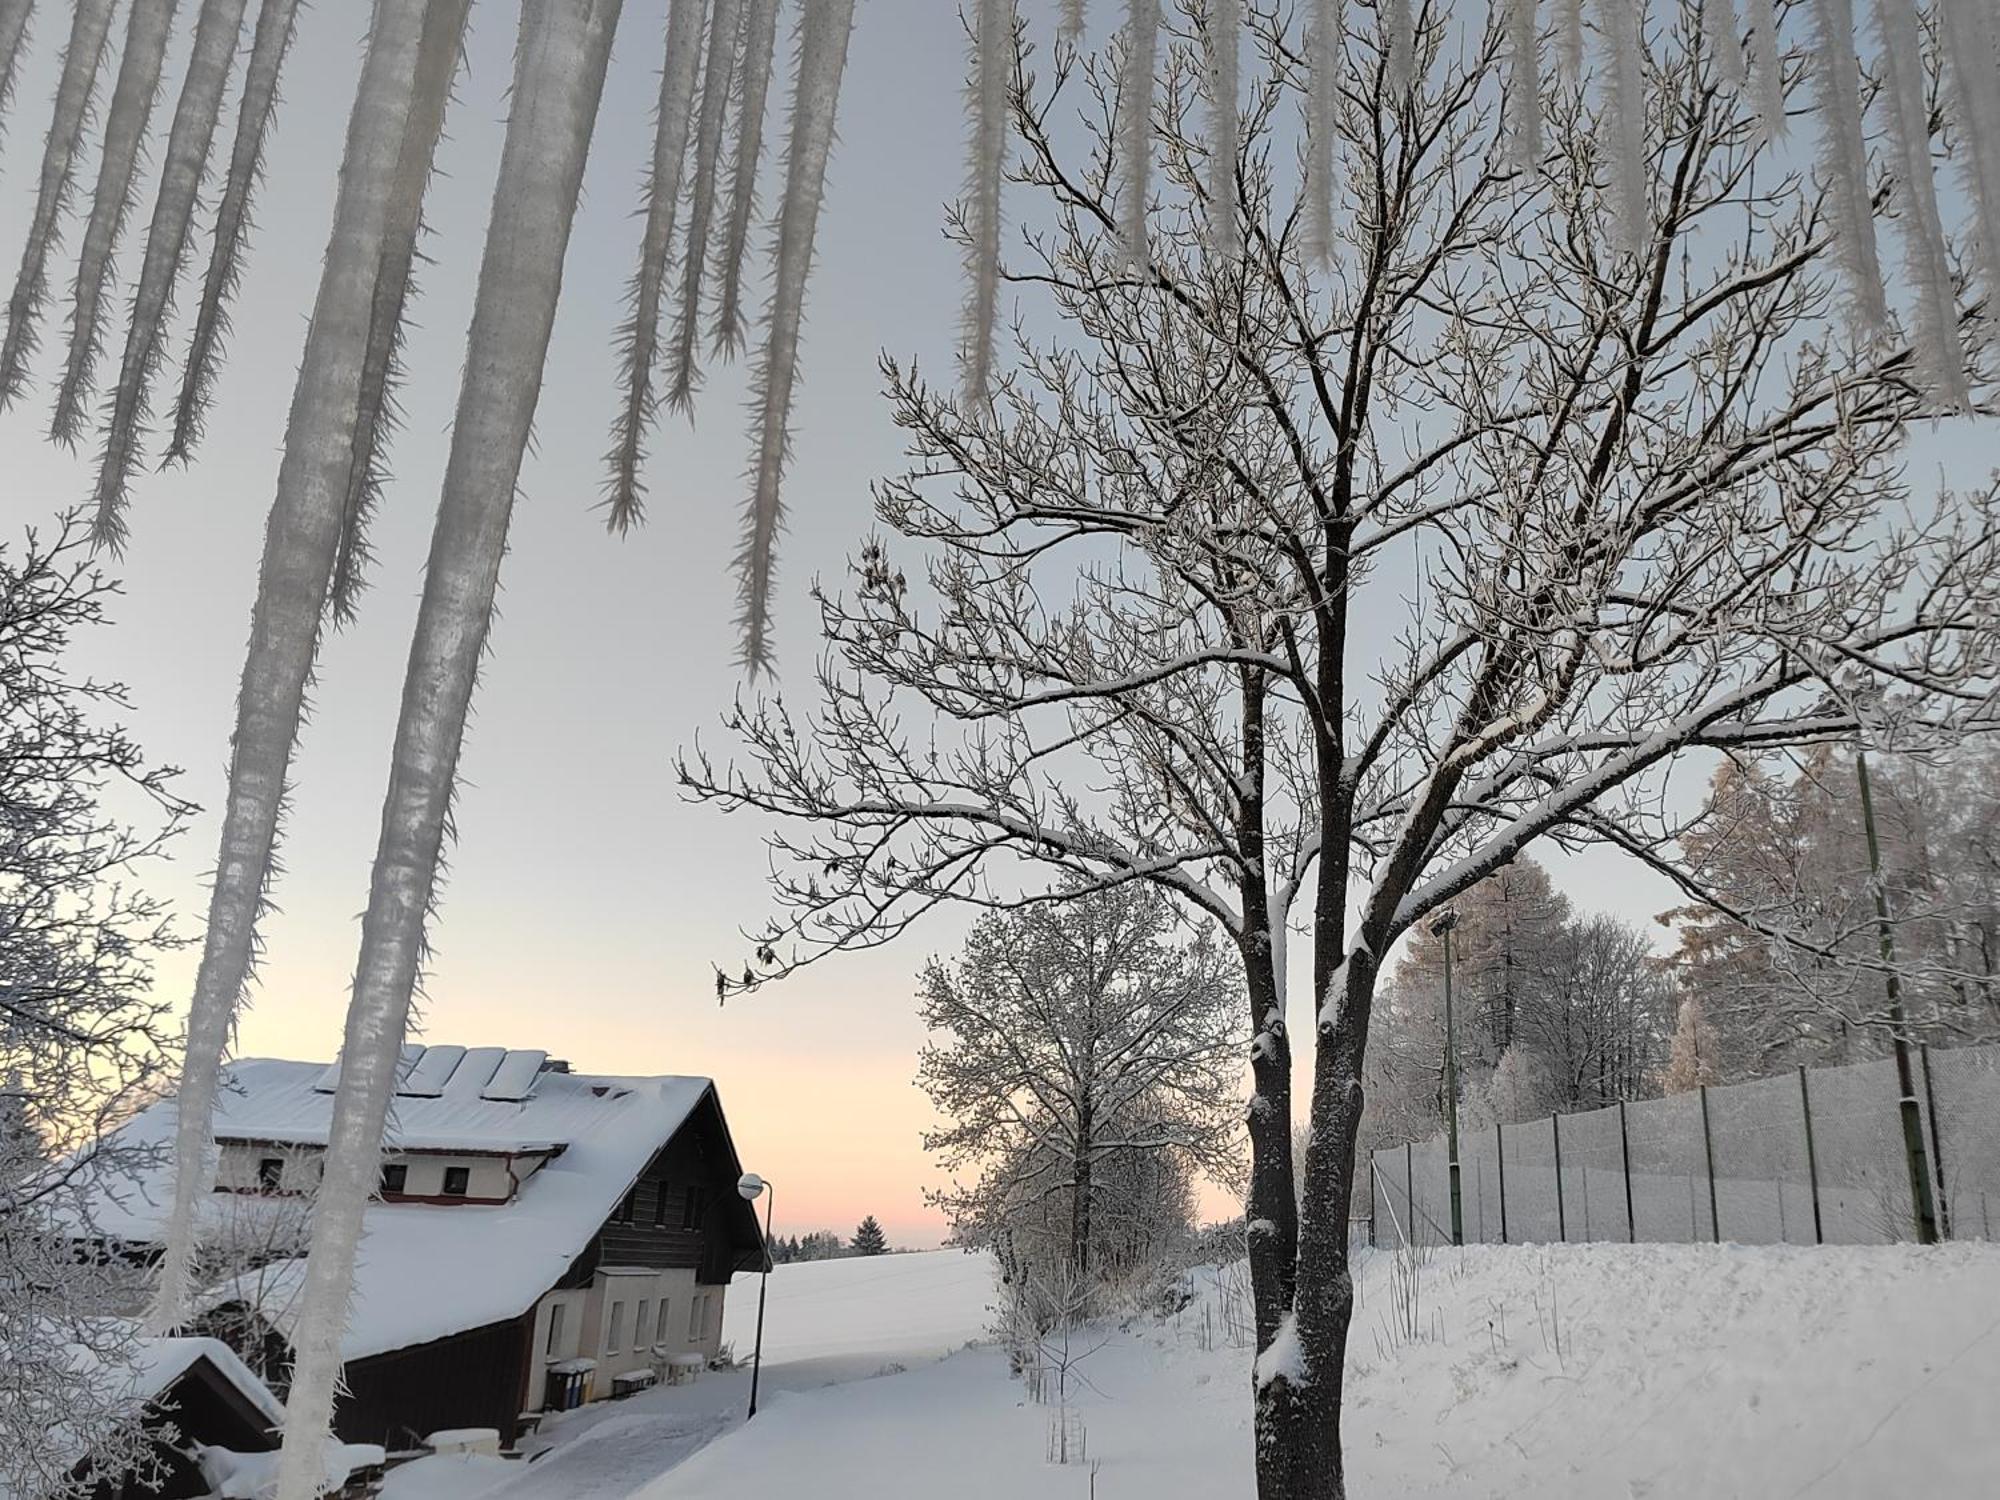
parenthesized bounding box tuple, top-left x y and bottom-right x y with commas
(1370, 1045, 2000, 1249)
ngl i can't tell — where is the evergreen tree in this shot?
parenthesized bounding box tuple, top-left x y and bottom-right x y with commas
(851, 1215, 888, 1256)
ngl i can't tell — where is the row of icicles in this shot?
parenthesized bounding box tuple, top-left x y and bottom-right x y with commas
(0, 4, 1994, 1500)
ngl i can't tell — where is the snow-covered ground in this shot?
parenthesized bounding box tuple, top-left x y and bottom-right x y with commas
(380, 1249, 996, 1500)
(633, 1243, 2000, 1500)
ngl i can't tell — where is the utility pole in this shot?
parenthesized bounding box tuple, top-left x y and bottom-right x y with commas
(1855, 751, 1940, 1245)
(1433, 909, 1464, 1246)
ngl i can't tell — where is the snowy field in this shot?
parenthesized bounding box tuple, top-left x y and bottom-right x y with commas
(387, 1242, 2000, 1499)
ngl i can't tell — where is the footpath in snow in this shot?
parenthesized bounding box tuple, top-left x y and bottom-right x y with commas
(636, 1242, 2000, 1500)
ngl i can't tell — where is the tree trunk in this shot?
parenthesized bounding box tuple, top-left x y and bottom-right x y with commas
(1071, 1109, 1092, 1284)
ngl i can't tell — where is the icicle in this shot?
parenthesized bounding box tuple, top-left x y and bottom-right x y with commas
(51, 0, 181, 449)
(602, 0, 706, 532)
(1061, 0, 1086, 43)
(1940, 0, 2000, 330)
(273, 6, 625, 1487)
(1502, 0, 1540, 172)
(666, 0, 745, 412)
(1117, 0, 1157, 270)
(738, 0, 858, 672)
(1744, 0, 1786, 140)
(327, 0, 475, 626)
(1595, 0, 1648, 259)
(90, 0, 249, 551)
(0, 0, 116, 413)
(1810, 0, 1888, 344)
(962, 0, 1013, 406)
(713, 0, 779, 355)
(1703, 0, 1747, 88)
(146, 0, 459, 1338)
(1558, 0, 1584, 84)
(1303, 0, 1341, 265)
(1206, 0, 1241, 259)
(1875, 0, 1967, 404)
(0, 0, 35, 140)
(166, 0, 304, 466)
(1383, 0, 1414, 95)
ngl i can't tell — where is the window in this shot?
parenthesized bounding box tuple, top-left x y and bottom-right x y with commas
(379, 1163, 407, 1196)
(606, 1301, 626, 1354)
(442, 1165, 470, 1197)
(680, 1189, 704, 1231)
(257, 1157, 284, 1192)
(616, 1187, 637, 1225)
(655, 1300, 671, 1343)
(545, 1303, 566, 1357)
(652, 1183, 668, 1227)
(635, 1300, 650, 1348)
(687, 1295, 704, 1341)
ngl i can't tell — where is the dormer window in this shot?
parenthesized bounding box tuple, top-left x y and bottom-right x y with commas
(257, 1158, 284, 1193)
(442, 1166, 470, 1197)
(380, 1163, 408, 1196)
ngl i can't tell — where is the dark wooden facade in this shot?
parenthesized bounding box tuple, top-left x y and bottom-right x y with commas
(335, 1312, 536, 1451)
(85, 1356, 279, 1500)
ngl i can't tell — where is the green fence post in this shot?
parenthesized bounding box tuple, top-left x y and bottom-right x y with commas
(1553, 1112, 1567, 1243)
(1920, 1044, 1953, 1240)
(1799, 1066, 1824, 1245)
(1700, 1083, 1721, 1243)
(1619, 1100, 1636, 1243)
(1496, 1120, 1509, 1245)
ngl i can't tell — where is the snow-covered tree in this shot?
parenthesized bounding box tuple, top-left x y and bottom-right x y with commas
(0, 515, 190, 1500)
(917, 881, 1241, 1291)
(850, 1215, 888, 1256)
(684, 7, 2000, 1494)
(1658, 994, 1722, 1094)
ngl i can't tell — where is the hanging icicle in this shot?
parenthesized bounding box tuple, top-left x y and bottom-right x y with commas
(666, 0, 744, 411)
(0, 1, 34, 135)
(1302, 0, 1341, 266)
(90, 0, 251, 551)
(51, 0, 181, 449)
(327, 0, 475, 626)
(166, 0, 304, 466)
(1117, 0, 1157, 270)
(1874, 0, 1967, 404)
(1206, 0, 1241, 259)
(271, 8, 626, 1494)
(1810, 0, 1888, 343)
(1502, 0, 1540, 172)
(713, 0, 779, 355)
(962, 0, 1013, 406)
(1940, 0, 2000, 330)
(739, 0, 859, 672)
(1595, 0, 1649, 259)
(1558, 0, 1584, 84)
(1744, 0, 1786, 140)
(603, 0, 706, 532)
(0, 0, 115, 412)
(1061, 0, 1087, 44)
(1383, 0, 1414, 95)
(145, 0, 466, 1337)
(1702, 0, 1747, 88)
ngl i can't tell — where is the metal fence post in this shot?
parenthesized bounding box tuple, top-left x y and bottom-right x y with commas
(1619, 1100, 1636, 1243)
(1799, 1066, 1823, 1245)
(1368, 1148, 1378, 1249)
(1700, 1083, 1721, 1243)
(1920, 1044, 1953, 1240)
(1406, 1140, 1416, 1246)
(1496, 1120, 1509, 1244)
(1552, 1112, 1567, 1243)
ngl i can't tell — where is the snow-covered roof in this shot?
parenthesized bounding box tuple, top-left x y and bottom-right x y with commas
(91, 1052, 721, 1361)
(128, 1335, 289, 1430)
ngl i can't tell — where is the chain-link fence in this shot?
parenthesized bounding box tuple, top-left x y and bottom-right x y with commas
(1369, 1043, 2000, 1248)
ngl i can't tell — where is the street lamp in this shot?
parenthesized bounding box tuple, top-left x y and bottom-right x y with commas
(737, 1173, 774, 1418)
(1431, 909, 1464, 1246)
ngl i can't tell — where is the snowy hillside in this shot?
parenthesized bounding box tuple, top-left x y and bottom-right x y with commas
(642, 1243, 2000, 1500)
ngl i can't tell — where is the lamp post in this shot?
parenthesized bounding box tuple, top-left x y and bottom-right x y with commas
(737, 1172, 775, 1417)
(1432, 909, 1464, 1246)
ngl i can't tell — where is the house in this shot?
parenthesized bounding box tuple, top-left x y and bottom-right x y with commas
(90, 1046, 769, 1453)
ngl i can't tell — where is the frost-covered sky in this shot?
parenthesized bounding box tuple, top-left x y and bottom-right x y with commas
(0, 0, 1711, 1247)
